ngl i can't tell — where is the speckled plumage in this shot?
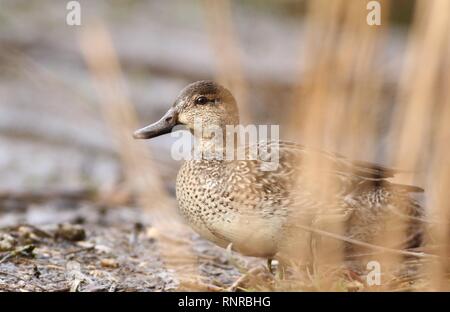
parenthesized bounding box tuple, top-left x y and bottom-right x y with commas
(176, 141, 423, 260)
(135, 81, 424, 263)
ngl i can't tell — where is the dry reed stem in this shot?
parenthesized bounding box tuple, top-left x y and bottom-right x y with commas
(419, 0, 450, 290)
(78, 21, 202, 288)
(202, 0, 251, 123)
(294, 1, 348, 276)
(286, 0, 393, 286)
(387, 0, 450, 290)
(281, 0, 448, 291)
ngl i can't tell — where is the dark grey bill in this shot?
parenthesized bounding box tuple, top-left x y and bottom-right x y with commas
(133, 108, 178, 139)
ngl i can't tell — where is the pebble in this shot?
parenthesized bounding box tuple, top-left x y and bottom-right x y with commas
(56, 223, 86, 241)
(100, 258, 119, 269)
(0, 233, 16, 251)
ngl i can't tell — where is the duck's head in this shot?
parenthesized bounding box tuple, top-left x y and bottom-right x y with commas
(133, 80, 239, 140)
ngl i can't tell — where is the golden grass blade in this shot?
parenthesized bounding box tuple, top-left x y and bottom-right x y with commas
(202, 0, 250, 123)
(78, 21, 202, 289)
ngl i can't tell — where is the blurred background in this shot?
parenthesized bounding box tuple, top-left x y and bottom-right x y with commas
(0, 0, 417, 196)
(0, 0, 449, 291)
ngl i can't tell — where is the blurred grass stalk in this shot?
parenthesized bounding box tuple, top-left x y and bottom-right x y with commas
(203, 0, 251, 123)
(400, 0, 450, 291)
(78, 22, 205, 290)
(287, 0, 392, 288)
(386, 0, 449, 290)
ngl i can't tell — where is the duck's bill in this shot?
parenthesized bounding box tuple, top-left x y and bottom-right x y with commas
(133, 108, 178, 139)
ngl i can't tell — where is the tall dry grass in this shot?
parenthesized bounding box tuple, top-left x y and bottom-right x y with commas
(78, 22, 218, 290)
(284, 0, 450, 291)
(387, 0, 450, 291)
(285, 0, 390, 289)
(203, 0, 251, 123)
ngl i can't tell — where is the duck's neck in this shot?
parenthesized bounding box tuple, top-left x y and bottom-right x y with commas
(192, 126, 238, 161)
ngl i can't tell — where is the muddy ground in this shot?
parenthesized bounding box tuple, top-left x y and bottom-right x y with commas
(0, 190, 265, 291)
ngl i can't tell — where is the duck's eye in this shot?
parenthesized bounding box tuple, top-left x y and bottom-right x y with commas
(195, 96, 208, 105)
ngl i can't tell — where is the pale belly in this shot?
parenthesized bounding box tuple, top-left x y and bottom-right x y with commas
(177, 200, 282, 258)
(175, 162, 282, 258)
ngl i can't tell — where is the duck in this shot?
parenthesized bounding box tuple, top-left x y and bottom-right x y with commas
(133, 80, 424, 270)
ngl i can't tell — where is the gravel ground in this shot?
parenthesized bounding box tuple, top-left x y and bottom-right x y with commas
(0, 193, 262, 292)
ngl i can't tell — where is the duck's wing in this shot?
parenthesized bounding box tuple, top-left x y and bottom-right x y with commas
(256, 141, 423, 192)
(209, 141, 423, 255)
(276, 141, 395, 179)
(220, 140, 422, 221)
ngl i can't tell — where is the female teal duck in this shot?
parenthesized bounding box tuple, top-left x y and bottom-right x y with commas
(133, 81, 423, 266)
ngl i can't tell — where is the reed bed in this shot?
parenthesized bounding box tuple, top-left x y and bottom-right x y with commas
(74, 0, 449, 291)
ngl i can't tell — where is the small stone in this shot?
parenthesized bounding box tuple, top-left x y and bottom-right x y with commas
(90, 269, 107, 278)
(17, 226, 41, 244)
(76, 241, 94, 249)
(0, 233, 16, 251)
(100, 258, 119, 269)
(94, 244, 112, 254)
(56, 224, 86, 241)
